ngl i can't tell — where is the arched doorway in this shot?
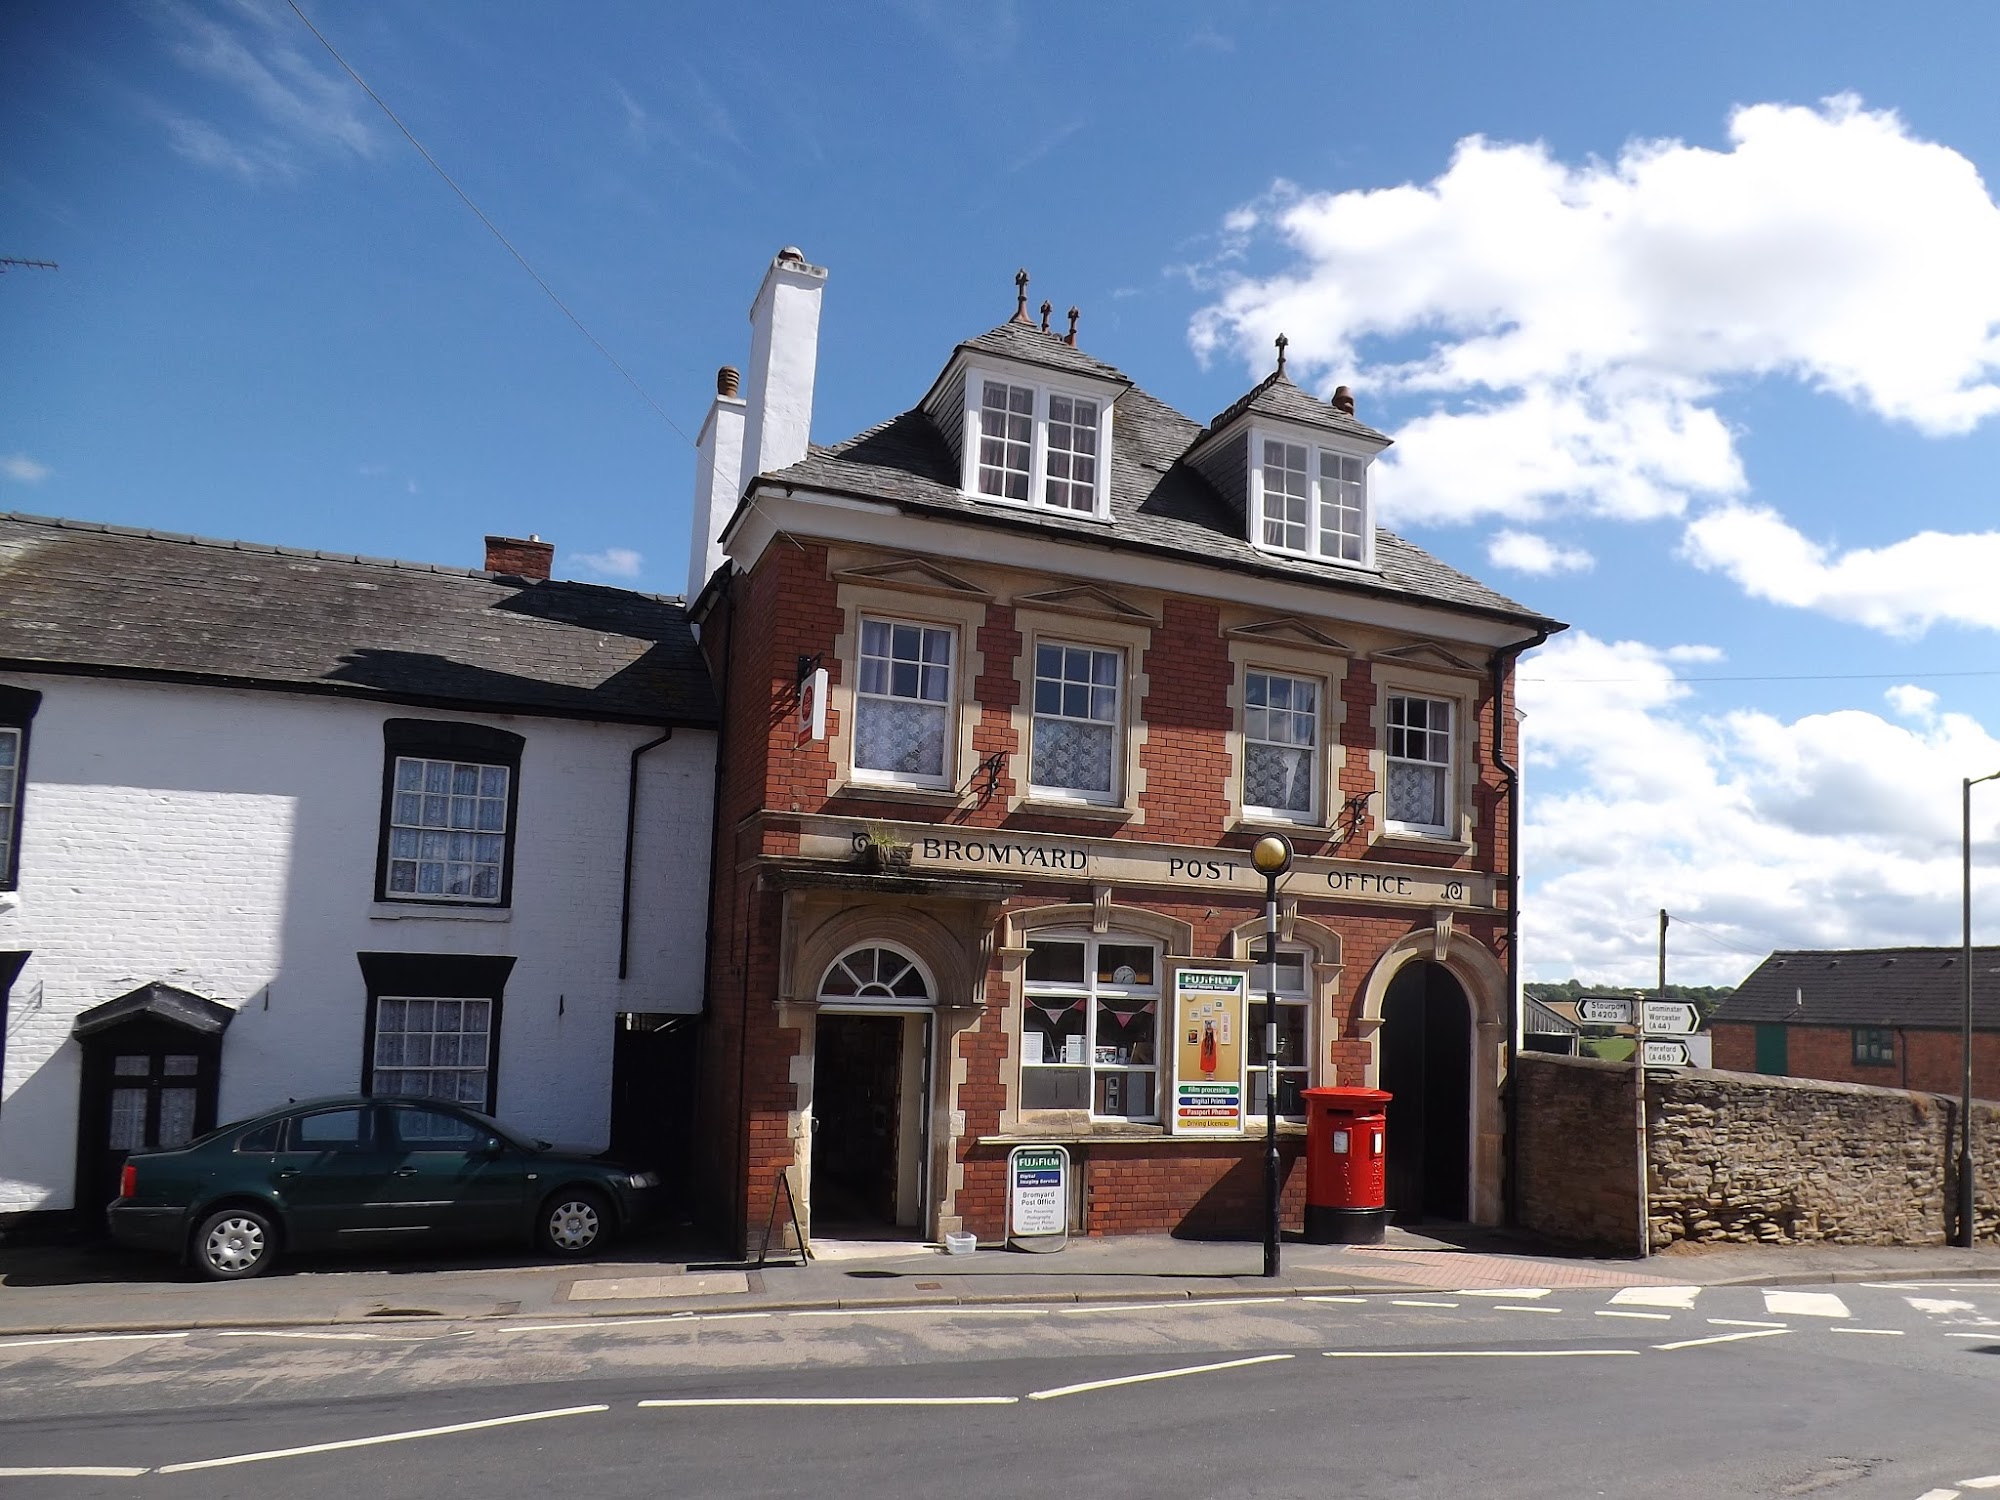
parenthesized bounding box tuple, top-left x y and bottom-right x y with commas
(812, 945, 934, 1234)
(1379, 960, 1471, 1222)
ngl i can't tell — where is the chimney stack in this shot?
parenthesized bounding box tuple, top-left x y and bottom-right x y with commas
(739, 246, 827, 484)
(485, 533, 553, 581)
(1331, 385, 1356, 417)
(687, 365, 748, 600)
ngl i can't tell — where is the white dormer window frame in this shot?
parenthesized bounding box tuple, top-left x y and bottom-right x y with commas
(960, 362, 1117, 522)
(1247, 424, 1375, 569)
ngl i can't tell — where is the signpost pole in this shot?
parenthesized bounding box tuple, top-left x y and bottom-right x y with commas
(1634, 909, 1666, 1260)
(1250, 835, 1295, 1279)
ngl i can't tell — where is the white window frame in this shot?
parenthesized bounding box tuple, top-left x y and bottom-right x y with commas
(1029, 639, 1124, 805)
(385, 756, 511, 904)
(1020, 931, 1161, 1122)
(960, 363, 1115, 520)
(1384, 693, 1454, 837)
(370, 995, 494, 1106)
(1247, 946, 1312, 1121)
(851, 616, 957, 790)
(1242, 668, 1322, 825)
(1249, 425, 1373, 568)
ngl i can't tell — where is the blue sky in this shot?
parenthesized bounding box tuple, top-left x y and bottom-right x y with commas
(8, 1, 2000, 985)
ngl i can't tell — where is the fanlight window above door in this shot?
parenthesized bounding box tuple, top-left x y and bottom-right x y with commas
(819, 947, 931, 1003)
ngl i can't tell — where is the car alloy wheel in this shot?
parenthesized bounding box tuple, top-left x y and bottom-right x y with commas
(545, 1196, 602, 1254)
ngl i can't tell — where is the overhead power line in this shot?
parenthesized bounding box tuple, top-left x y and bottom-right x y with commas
(284, 0, 692, 446)
(1522, 668, 2000, 686)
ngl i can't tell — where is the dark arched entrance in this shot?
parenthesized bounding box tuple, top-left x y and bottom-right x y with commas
(1379, 960, 1470, 1222)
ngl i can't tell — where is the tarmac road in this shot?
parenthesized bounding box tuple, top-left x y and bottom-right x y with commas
(4, 1277, 2000, 1498)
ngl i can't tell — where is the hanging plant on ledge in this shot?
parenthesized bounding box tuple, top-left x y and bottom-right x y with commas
(853, 826, 913, 873)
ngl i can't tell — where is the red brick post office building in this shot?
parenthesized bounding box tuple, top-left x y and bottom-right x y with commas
(687, 250, 1563, 1251)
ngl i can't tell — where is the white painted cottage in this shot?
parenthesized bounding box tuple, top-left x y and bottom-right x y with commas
(0, 518, 717, 1225)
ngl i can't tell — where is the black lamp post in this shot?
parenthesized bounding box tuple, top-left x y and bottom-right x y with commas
(1251, 832, 1294, 1277)
(1958, 772, 2000, 1247)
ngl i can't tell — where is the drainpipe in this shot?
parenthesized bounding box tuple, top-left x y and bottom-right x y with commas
(618, 728, 675, 979)
(1493, 627, 1550, 1229)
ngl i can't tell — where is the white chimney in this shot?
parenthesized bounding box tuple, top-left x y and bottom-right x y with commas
(740, 247, 826, 483)
(688, 365, 747, 601)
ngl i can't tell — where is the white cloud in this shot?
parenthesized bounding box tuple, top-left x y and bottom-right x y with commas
(151, 0, 375, 179)
(1682, 503, 2000, 637)
(1485, 529, 1592, 576)
(1887, 684, 1939, 720)
(1520, 631, 2000, 984)
(1191, 97, 2000, 527)
(572, 547, 644, 580)
(1, 453, 50, 484)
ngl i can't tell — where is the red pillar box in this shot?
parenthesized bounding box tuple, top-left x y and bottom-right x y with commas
(1301, 1086, 1392, 1245)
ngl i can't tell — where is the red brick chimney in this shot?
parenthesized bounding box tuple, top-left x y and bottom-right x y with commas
(484, 533, 553, 581)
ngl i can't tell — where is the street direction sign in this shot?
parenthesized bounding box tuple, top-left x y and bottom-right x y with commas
(1576, 997, 1634, 1025)
(1641, 1001, 1699, 1035)
(1641, 1039, 1690, 1068)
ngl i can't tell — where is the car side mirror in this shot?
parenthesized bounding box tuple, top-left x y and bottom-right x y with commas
(477, 1137, 506, 1157)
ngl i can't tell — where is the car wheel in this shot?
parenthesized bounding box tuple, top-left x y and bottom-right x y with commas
(538, 1188, 612, 1259)
(193, 1206, 278, 1280)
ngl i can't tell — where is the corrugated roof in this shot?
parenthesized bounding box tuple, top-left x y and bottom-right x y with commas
(0, 513, 717, 727)
(766, 364, 1554, 629)
(1714, 946, 2000, 1031)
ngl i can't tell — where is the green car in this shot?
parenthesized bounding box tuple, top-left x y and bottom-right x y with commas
(107, 1095, 662, 1280)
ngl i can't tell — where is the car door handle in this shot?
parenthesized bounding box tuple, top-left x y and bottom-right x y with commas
(392, 1167, 419, 1177)
(276, 1170, 299, 1180)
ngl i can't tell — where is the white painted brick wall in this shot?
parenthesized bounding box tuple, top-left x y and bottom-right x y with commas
(0, 673, 715, 1214)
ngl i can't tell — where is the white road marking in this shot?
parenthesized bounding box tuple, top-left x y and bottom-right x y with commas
(1028, 1353, 1293, 1400)
(0, 1332, 190, 1351)
(1497, 1305, 1564, 1314)
(154, 1404, 608, 1473)
(1656, 1328, 1792, 1351)
(640, 1397, 1017, 1408)
(1763, 1290, 1851, 1319)
(1908, 1298, 1981, 1315)
(1964, 1479, 2000, 1491)
(1830, 1327, 1904, 1336)
(1610, 1285, 1701, 1310)
(1299, 1295, 1368, 1304)
(1947, 1332, 2000, 1339)
(1454, 1288, 1552, 1299)
(215, 1331, 408, 1343)
(1596, 1310, 1672, 1320)
(791, 1306, 1046, 1320)
(1914, 1489, 1961, 1499)
(0, 1469, 152, 1478)
(1323, 1349, 1637, 1358)
(1391, 1299, 1459, 1308)
(1709, 1319, 1788, 1329)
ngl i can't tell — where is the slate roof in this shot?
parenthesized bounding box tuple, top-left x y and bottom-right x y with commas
(1714, 947, 2000, 1031)
(1197, 370, 1392, 447)
(0, 513, 717, 727)
(764, 325, 1557, 631)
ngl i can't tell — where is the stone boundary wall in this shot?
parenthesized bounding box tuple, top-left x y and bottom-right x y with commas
(1514, 1052, 2000, 1252)
(1515, 1052, 1640, 1252)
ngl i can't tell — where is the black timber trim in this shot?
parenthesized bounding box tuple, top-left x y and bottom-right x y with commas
(356, 952, 517, 1115)
(374, 720, 526, 908)
(0, 685, 39, 890)
(0, 951, 27, 1119)
(0, 659, 718, 731)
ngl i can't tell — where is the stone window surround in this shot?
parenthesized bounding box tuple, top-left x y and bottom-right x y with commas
(1222, 637, 1351, 835)
(995, 899, 1194, 1137)
(1367, 660, 1481, 854)
(1006, 608, 1153, 823)
(1225, 911, 1345, 1106)
(825, 580, 990, 806)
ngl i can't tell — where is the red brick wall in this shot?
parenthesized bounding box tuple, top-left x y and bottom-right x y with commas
(1711, 1021, 2000, 1101)
(697, 534, 1523, 1247)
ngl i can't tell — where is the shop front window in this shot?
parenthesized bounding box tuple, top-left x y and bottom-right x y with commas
(1021, 934, 1158, 1121)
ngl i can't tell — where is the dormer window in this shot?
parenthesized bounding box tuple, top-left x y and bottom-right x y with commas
(961, 367, 1113, 519)
(1256, 436, 1367, 564)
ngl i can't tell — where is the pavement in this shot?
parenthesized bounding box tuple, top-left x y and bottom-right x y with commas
(6, 1222, 2000, 1337)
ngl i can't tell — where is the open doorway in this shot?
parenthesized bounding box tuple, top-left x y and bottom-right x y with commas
(609, 1013, 697, 1218)
(811, 1010, 930, 1235)
(1379, 960, 1471, 1223)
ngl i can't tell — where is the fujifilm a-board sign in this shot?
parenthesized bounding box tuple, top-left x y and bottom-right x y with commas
(795, 818, 1495, 910)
